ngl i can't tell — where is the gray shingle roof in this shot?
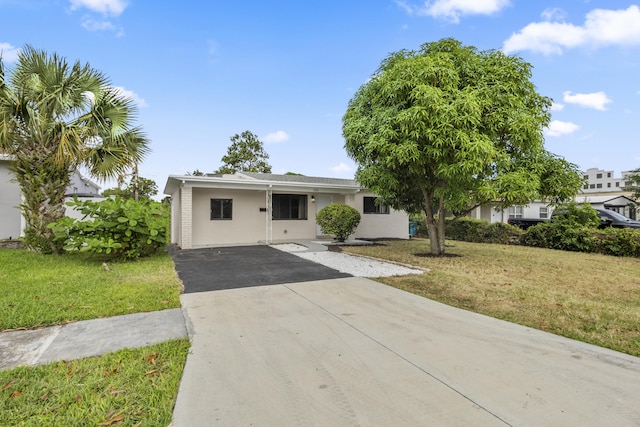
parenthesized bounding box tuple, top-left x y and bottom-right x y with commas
(240, 172, 357, 187)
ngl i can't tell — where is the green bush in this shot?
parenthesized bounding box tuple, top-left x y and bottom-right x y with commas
(523, 222, 598, 253)
(49, 197, 169, 260)
(551, 202, 601, 228)
(316, 203, 361, 242)
(595, 228, 640, 257)
(445, 217, 522, 244)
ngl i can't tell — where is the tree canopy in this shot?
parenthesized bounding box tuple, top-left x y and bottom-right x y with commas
(0, 46, 149, 253)
(343, 38, 582, 255)
(215, 130, 271, 174)
(102, 176, 158, 200)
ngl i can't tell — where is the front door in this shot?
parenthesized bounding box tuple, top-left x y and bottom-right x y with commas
(315, 195, 332, 236)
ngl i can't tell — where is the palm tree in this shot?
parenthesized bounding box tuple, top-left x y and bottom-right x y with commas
(0, 46, 149, 253)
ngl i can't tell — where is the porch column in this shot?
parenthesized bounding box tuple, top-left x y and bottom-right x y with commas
(180, 186, 193, 249)
(265, 186, 272, 244)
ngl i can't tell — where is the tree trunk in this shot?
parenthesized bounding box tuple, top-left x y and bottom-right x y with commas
(12, 148, 71, 254)
(422, 190, 446, 256)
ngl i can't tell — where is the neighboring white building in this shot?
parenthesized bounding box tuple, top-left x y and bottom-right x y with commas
(470, 168, 639, 223)
(581, 167, 637, 193)
(0, 157, 103, 239)
(163, 172, 410, 249)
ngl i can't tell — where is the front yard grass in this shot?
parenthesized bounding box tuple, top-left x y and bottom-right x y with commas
(0, 250, 182, 331)
(1, 248, 188, 425)
(0, 339, 189, 426)
(341, 238, 640, 358)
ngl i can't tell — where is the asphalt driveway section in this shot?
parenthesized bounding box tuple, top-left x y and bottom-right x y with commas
(169, 245, 351, 293)
(173, 277, 640, 426)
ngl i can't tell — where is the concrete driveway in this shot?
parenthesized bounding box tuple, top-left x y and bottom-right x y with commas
(172, 275, 640, 426)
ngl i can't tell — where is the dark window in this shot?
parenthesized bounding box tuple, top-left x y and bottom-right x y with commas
(607, 172, 612, 178)
(583, 175, 589, 180)
(583, 184, 589, 189)
(273, 194, 307, 220)
(596, 173, 602, 179)
(607, 183, 611, 188)
(363, 197, 390, 214)
(596, 183, 602, 188)
(616, 182, 620, 187)
(590, 184, 595, 189)
(211, 199, 232, 220)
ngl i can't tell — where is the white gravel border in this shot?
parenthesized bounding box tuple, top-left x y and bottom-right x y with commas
(271, 243, 424, 277)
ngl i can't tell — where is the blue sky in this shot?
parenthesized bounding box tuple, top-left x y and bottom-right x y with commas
(2, 0, 640, 193)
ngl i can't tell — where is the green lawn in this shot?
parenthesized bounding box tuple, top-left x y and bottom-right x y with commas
(0, 250, 182, 331)
(1, 249, 189, 426)
(0, 339, 190, 426)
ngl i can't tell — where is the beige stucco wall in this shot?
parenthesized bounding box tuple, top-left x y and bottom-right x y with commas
(352, 192, 409, 240)
(191, 187, 271, 246)
(178, 186, 410, 248)
(0, 160, 21, 239)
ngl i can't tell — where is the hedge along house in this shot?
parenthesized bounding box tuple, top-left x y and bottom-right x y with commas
(163, 172, 410, 249)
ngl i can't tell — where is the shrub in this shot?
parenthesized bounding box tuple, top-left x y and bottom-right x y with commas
(596, 228, 640, 257)
(445, 217, 522, 244)
(552, 202, 600, 228)
(316, 203, 361, 242)
(49, 197, 169, 260)
(523, 222, 598, 253)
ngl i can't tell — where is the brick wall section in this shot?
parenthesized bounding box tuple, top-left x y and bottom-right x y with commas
(180, 186, 193, 249)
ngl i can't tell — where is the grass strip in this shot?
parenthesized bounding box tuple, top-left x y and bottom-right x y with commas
(342, 238, 640, 357)
(0, 250, 182, 330)
(0, 339, 190, 426)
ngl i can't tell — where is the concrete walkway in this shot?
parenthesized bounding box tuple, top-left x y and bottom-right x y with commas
(0, 309, 188, 370)
(172, 277, 640, 426)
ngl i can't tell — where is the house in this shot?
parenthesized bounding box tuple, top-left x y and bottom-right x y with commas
(0, 156, 104, 239)
(469, 168, 640, 224)
(471, 194, 638, 223)
(163, 172, 409, 249)
(0, 154, 21, 239)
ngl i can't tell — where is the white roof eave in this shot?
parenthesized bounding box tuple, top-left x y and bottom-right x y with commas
(163, 175, 361, 195)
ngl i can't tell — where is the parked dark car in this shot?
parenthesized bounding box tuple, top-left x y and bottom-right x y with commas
(508, 208, 640, 230)
(593, 209, 640, 229)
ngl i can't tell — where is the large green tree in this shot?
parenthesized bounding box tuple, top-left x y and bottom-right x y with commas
(215, 130, 272, 174)
(343, 38, 582, 255)
(0, 46, 149, 253)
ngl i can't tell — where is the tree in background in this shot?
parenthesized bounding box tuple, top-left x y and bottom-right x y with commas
(0, 46, 149, 253)
(623, 169, 640, 200)
(215, 130, 272, 174)
(343, 38, 582, 255)
(103, 176, 158, 200)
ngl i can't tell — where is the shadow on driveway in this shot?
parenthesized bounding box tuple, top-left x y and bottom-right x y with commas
(168, 245, 351, 293)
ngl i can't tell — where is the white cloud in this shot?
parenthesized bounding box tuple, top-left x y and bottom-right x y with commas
(0, 43, 20, 63)
(113, 86, 148, 108)
(503, 5, 640, 55)
(563, 91, 612, 111)
(263, 130, 290, 144)
(69, 0, 127, 16)
(550, 102, 565, 111)
(81, 17, 116, 32)
(330, 162, 353, 175)
(396, 0, 510, 23)
(546, 120, 579, 137)
(541, 7, 566, 22)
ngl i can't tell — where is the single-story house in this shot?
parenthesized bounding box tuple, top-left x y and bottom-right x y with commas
(0, 154, 104, 239)
(163, 172, 409, 249)
(470, 194, 638, 223)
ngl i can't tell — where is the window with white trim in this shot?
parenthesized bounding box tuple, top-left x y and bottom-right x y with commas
(508, 206, 523, 218)
(211, 199, 232, 220)
(363, 197, 390, 214)
(273, 194, 307, 220)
